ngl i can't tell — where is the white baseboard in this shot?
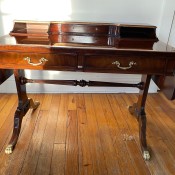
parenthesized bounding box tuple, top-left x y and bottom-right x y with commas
(0, 71, 158, 93)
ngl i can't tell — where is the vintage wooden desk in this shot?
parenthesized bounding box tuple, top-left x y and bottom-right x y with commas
(0, 21, 175, 160)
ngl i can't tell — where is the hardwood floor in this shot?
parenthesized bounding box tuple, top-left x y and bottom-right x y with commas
(0, 93, 175, 175)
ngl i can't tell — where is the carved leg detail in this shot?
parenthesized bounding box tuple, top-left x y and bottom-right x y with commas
(139, 113, 150, 160)
(5, 98, 40, 154)
(129, 103, 150, 160)
(5, 109, 23, 154)
(128, 74, 152, 160)
(5, 70, 40, 154)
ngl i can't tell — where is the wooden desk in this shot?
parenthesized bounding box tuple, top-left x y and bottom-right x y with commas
(0, 21, 175, 160)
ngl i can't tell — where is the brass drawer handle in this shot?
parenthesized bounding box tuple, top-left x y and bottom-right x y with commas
(24, 57, 48, 66)
(112, 61, 136, 70)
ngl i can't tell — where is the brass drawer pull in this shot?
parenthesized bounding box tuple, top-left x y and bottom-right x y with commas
(24, 57, 48, 66)
(112, 61, 136, 70)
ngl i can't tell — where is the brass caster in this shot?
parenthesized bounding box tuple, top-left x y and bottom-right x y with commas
(5, 144, 13, 154)
(143, 150, 150, 160)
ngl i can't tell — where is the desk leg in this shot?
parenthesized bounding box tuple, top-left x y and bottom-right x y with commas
(129, 74, 151, 160)
(5, 70, 40, 154)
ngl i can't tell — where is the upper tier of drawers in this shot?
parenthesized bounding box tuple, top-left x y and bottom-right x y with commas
(10, 21, 158, 40)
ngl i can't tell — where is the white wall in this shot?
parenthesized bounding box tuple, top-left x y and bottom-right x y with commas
(0, 0, 165, 93)
(0, 0, 165, 36)
(158, 0, 175, 47)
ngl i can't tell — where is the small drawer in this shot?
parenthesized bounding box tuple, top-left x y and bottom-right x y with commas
(84, 54, 166, 74)
(61, 24, 110, 34)
(49, 35, 112, 46)
(0, 52, 78, 70)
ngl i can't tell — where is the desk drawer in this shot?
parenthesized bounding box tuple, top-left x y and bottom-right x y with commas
(61, 24, 110, 34)
(50, 35, 111, 46)
(84, 54, 165, 74)
(0, 52, 77, 70)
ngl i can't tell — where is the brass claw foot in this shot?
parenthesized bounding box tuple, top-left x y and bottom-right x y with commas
(5, 144, 13, 154)
(143, 150, 151, 160)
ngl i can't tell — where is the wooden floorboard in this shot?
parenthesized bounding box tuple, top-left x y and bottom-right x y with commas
(0, 93, 175, 175)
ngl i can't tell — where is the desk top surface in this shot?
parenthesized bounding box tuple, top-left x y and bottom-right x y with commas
(0, 35, 174, 53)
